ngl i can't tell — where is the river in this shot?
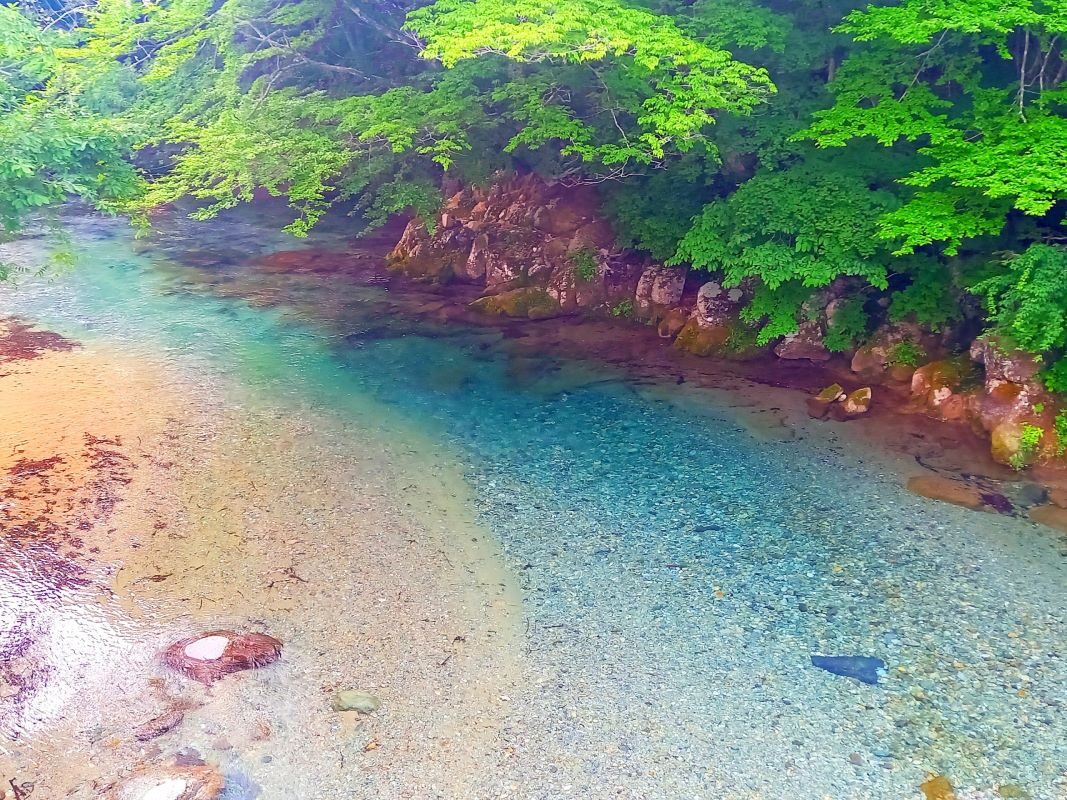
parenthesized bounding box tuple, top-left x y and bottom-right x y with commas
(0, 208, 1064, 800)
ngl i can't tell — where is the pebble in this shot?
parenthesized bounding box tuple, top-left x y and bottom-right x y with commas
(332, 690, 382, 714)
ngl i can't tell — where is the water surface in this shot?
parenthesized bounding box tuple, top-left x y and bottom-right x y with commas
(1, 210, 1064, 799)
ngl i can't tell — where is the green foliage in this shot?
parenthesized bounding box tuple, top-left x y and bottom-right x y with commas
(1055, 410, 1067, 456)
(889, 261, 960, 330)
(824, 295, 869, 352)
(0, 5, 141, 247)
(1010, 423, 1045, 471)
(739, 280, 812, 345)
(603, 156, 709, 261)
(887, 340, 926, 368)
(805, 0, 1067, 256)
(672, 157, 895, 292)
(569, 249, 599, 283)
(0, 0, 1064, 394)
(407, 0, 774, 169)
(611, 299, 635, 318)
(1042, 359, 1067, 395)
(973, 245, 1067, 370)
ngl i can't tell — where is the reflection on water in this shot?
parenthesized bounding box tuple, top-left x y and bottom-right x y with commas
(0, 209, 1065, 799)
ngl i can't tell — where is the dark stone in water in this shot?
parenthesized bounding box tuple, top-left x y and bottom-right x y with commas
(810, 654, 885, 685)
(980, 492, 1015, 515)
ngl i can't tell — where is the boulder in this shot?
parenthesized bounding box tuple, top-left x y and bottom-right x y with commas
(990, 422, 1025, 467)
(971, 336, 1043, 388)
(388, 220, 474, 283)
(842, 387, 872, 416)
(850, 346, 888, 378)
(806, 384, 845, 420)
(775, 321, 830, 362)
(634, 266, 687, 320)
(693, 281, 744, 327)
(163, 631, 282, 684)
(910, 359, 970, 419)
(106, 764, 224, 800)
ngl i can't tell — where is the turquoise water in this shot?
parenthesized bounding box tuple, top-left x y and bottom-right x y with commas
(2, 211, 1066, 799)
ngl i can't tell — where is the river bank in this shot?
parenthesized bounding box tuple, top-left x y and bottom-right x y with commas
(0, 314, 521, 799)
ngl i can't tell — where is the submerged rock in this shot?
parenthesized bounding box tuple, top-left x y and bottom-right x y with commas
(810, 654, 885, 685)
(133, 707, 185, 741)
(332, 689, 382, 713)
(919, 774, 956, 800)
(106, 764, 224, 800)
(163, 630, 282, 684)
(469, 288, 563, 320)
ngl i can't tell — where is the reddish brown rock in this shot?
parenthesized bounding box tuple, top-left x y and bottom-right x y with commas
(693, 281, 744, 328)
(887, 364, 916, 383)
(850, 346, 888, 379)
(674, 318, 731, 356)
(634, 266, 687, 321)
(971, 336, 1042, 388)
(906, 476, 984, 510)
(163, 630, 282, 684)
(469, 288, 563, 320)
(657, 308, 690, 340)
(774, 321, 830, 362)
(990, 422, 1025, 467)
(133, 707, 185, 741)
(106, 763, 224, 800)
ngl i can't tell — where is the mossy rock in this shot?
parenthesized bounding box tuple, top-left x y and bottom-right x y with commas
(674, 319, 731, 357)
(470, 288, 562, 320)
(674, 319, 763, 360)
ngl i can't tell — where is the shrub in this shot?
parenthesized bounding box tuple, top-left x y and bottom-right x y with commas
(823, 296, 870, 352)
(1010, 423, 1045, 470)
(887, 340, 926, 367)
(570, 249, 598, 283)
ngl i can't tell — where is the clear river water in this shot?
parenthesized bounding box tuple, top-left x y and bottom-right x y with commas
(0, 209, 1064, 800)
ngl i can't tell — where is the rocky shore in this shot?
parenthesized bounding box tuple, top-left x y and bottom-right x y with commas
(0, 315, 521, 800)
(384, 173, 1067, 534)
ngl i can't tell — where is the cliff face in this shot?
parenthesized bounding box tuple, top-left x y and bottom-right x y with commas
(388, 173, 643, 317)
(388, 174, 1066, 473)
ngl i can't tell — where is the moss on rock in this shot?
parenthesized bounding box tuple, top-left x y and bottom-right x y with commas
(470, 288, 562, 320)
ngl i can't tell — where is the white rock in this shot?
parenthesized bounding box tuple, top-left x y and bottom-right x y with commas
(183, 635, 228, 661)
(140, 779, 187, 800)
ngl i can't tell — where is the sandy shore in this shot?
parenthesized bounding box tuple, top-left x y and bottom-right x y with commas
(0, 317, 522, 799)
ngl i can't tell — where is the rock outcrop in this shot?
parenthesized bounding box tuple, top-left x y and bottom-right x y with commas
(389, 173, 644, 317)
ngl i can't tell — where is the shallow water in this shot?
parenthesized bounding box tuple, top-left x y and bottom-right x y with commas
(1, 210, 1065, 799)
